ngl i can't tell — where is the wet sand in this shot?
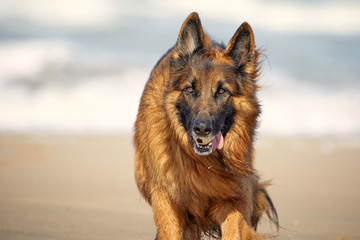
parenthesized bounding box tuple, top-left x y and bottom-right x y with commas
(0, 135, 359, 240)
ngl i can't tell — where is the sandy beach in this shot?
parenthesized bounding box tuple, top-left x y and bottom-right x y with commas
(0, 135, 359, 240)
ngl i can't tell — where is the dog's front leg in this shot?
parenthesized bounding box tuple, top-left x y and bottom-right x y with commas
(152, 188, 184, 240)
(215, 204, 261, 240)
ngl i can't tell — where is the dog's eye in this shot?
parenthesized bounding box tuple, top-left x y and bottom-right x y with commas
(218, 88, 226, 95)
(186, 86, 194, 93)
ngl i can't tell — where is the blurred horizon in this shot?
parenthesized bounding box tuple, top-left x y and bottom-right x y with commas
(0, 0, 359, 137)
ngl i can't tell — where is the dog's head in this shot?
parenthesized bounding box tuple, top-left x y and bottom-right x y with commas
(165, 12, 261, 156)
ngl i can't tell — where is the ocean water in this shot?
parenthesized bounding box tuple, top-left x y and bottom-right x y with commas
(0, 0, 359, 137)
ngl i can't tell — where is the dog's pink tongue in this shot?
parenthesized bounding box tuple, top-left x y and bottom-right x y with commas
(212, 132, 224, 150)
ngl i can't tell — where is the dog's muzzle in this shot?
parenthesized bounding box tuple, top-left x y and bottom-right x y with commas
(189, 131, 224, 156)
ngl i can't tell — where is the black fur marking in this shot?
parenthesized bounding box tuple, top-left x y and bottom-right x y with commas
(253, 189, 279, 232)
(176, 97, 191, 131)
(220, 108, 235, 137)
(171, 75, 184, 91)
(263, 189, 279, 231)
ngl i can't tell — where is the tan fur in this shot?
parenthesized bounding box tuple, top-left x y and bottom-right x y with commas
(134, 12, 277, 240)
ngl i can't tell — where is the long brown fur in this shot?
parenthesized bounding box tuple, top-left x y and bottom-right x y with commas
(134, 12, 278, 240)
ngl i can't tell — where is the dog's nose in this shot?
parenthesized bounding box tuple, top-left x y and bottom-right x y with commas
(193, 119, 212, 136)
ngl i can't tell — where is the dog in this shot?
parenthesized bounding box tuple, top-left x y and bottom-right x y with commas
(134, 12, 278, 240)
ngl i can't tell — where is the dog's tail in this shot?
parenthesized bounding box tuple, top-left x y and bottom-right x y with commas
(251, 181, 279, 231)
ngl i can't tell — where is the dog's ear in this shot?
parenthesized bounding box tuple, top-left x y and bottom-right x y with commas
(173, 12, 205, 57)
(225, 22, 256, 69)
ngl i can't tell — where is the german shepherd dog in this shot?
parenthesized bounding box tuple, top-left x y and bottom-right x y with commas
(134, 12, 278, 239)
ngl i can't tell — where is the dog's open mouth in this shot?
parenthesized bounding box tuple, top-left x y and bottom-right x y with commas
(190, 132, 224, 156)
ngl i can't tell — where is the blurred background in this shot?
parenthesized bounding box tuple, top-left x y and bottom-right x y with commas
(0, 1, 360, 240)
(0, 0, 359, 136)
